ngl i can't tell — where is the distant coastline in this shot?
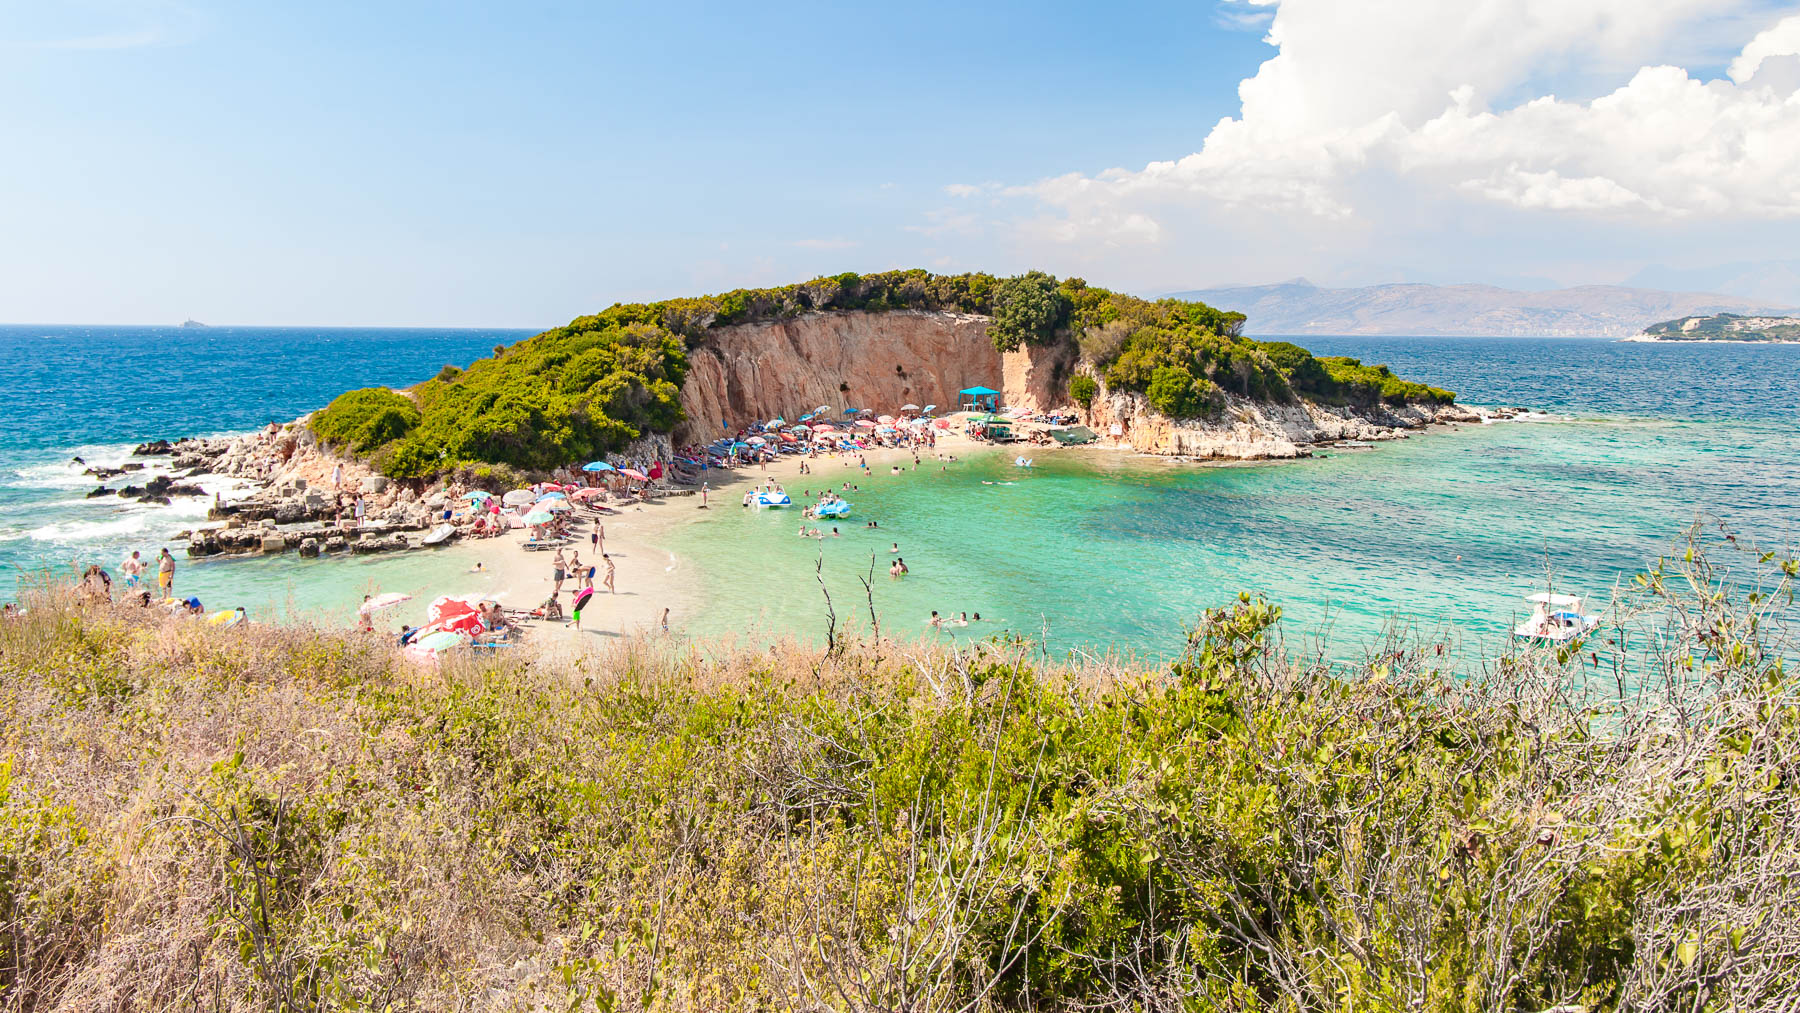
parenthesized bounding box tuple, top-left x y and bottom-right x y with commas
(1625, 311, 1800, 343)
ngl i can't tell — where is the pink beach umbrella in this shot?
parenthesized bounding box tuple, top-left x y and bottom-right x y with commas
(620, 468, 650, 482)
(854, 419, 876, 428)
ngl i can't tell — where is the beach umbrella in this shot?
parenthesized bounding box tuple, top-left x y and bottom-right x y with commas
(855, 419, 876, 428)
(502, 489, 535, 507)
(934, 419, 950, 429)
(797, 413, 813, 423)
(523, 509, 555, 525)
(901, 403, 921, 411)
(746, 436, 766, 446)
(767, 417, 784, 427)
(436, 611, 484, 635)
(841, 408, 857, 415)
(582, 461, 615, 472)
(413, 630, 467, 652)
(541, 499, 572, 512)
(360, 592, 411, 615)
(536, 491, 567, 501)
(814, 405, 831, 414)
(877, 414, 896, 424)
(780, 433, 798, 442)
(569, 487, 606, 500)
(464, 490, 493, 501)
(427, 595, 481, 623)
(620, 468, 650, 482)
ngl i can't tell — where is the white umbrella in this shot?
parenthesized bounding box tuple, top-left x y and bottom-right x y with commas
(746, 436, 766, 445)
(502, 489, 535, 507)
(541, 498, 572, 512)
(360, 592, 411, 615)
(901, 403, 921, 411)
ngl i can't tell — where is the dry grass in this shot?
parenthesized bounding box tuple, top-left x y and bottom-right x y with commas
(2, 527, 1798, 1011)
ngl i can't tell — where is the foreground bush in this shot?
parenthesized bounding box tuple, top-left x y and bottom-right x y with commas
(1, 531, 1794, 1011)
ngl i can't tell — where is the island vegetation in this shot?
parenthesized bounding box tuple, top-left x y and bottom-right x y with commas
(308, 270, 1452, 480)
(1639, 312, 1800, 342)
(3, 530, 1794, 1010)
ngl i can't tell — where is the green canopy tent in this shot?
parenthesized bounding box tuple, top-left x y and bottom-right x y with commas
(958, 385, 1000, 412)
(970, 413, 1013, 441)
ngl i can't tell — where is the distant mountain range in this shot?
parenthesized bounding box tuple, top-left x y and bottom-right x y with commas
(1170, 280, 1797, 338)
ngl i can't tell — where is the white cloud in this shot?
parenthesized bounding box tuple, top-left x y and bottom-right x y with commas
(997, 0, 1800, 246)
(1730, 13, 1800, 82)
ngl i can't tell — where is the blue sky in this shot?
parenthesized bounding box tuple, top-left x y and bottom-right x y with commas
(4, 0, 1799, 325)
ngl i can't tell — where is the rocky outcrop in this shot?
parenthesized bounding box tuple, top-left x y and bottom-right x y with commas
(677, 310, 1084, 443)
(1082, 388, 1485, 459)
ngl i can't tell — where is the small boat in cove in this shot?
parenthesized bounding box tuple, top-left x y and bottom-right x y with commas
(746, 486, 792, 508)
(812, 498, 850, 519)
(421, 523, 457, 546)
(1513, 592, 1600, 644)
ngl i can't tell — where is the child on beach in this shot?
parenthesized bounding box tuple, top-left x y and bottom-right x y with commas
(603, 554, 616, 594)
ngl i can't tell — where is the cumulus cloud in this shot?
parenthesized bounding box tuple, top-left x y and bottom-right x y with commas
(1001, 0, 1800, 245)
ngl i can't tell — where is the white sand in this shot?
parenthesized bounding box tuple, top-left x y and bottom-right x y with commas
(430, 428, 986, 657)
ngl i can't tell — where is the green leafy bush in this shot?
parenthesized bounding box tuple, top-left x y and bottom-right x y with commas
(1068, 374, 1098, 408)
(1321, 356, 1457, 405)
(309, 387, 421, 453)
(989, 270, 1071, 351)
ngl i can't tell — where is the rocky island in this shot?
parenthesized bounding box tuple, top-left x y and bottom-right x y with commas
(1626, 312, 1800, 342)
(119, 270, 1489, 559)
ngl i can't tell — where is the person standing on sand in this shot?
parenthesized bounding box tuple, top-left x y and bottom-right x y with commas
(596, 524, 605, 555)
(590, 528, 598, 553)
(551, 548, 567, 594)
(157, 548, 175, 596)
(603, 554, 616, 594)
(567, 551, 583, 591)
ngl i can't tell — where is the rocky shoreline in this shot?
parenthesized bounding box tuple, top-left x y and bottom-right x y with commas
(94, 424, 455, 560)
(1080, 391, 1508, 460)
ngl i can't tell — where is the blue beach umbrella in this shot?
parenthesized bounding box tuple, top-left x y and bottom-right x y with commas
(582, 461, 615, 472)
(767, 417, 785, 427)
(536, 491, 566, 501)
(523, 509, 555, 525)
(797, 413, 813, 423)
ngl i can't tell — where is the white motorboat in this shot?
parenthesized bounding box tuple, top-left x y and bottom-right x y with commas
(1513, 592, 1600, 644)
(421, 523, 457, 546)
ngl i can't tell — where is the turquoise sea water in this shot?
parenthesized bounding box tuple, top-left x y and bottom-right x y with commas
(664, 338, 1800, 657)
(2, 328, 1796, 652)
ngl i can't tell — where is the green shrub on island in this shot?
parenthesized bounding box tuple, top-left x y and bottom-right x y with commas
(988, 270, 1071, 351)
(1320, 356, 1457, 406)
(4, 531, 1795, 1009)
(309, 387, 421, 453)
(375, 321, 688, 478)
(321, 270, 1449, 479)
(1068, 373, 1098, 408)
(1145, 363, 1227, 419)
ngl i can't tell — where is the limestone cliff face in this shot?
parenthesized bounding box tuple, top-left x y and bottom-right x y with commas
(1082, 387, 1483, 459)
(677, 310, 1068, 443)
(674, 308, 1480, 457)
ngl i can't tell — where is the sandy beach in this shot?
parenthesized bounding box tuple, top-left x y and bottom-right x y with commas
(425, 431, 985, 656)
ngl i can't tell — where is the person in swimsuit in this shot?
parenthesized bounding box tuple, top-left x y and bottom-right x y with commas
(602, 555, 616, 594)
(552, 548, 567, 594)
(157, 548, 175, 595)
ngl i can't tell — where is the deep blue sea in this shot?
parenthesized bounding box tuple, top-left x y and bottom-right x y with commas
(2, 326, 1796, 654)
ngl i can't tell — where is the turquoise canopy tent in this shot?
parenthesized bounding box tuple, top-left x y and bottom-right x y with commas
(958, 386, 1000, 412)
